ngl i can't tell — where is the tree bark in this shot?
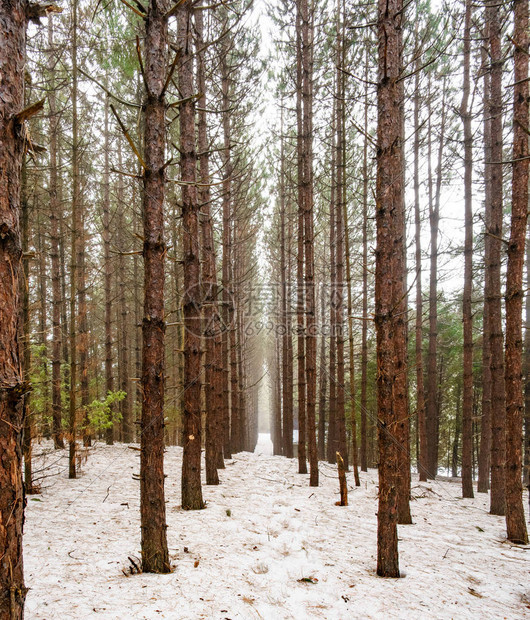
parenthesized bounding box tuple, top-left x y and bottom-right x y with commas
(426, 76, 443, 479)
(327, 97, 337, 466)
(139, 0, 170, 572)
(301, 0, 318, 486)
(460, 0, 474, 499)
(318, 278, 327, 460)
(48, 14, 63, 450)
(0, 2, 29, 616)
(196, 7, 221, 485)
(504, 0, 529, 545)
(523, 241, 530, 487)
(103, 92, 114, 446)
(478, 29, 492, 493)
(413, 47, 427, 483)
(343, 174, 360, 486)
(117, 143, 132, 443)
(296, 1, 307, 474)
(280, 102, 294, 458)
(178, 0, 205, 510)
(335, 6, 348, 473)
(375, 0, 404, 579)
(487, 0, 506, 516)
(21, 158, 33, 494)
(360, 44, 369, 471)
(221, 44, 233, 460)
(69, 0, 80, 478)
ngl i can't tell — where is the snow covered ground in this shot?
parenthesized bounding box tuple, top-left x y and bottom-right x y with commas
(25, 434, 529, 619)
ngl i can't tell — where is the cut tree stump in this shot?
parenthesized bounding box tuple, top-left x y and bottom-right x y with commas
(336, 452, 348, 506)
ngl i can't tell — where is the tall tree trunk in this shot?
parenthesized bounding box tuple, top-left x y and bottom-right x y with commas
(296, 1, 307, 474)
(273, 327, 282, 455)
(237, 281, 246, 451)
(335, 7, 348, 472)
(426, 82, 440, 479)
(21, 159, 33, 493)
(394, 112, 411, 525)
(478, 30, 493, 493)
(48, 14, 63, 450)
(286, 209, 295, 457)
(523, 241, 530, 487)
(504, 0, 529, 545)
(327, 97, 337, 466)
(69, 0, 80, 478)
(179, 0, 205, 510)
(229, 253, 239, 453)
(117, 143, 132, 442)
(196, 8, 221, 484)
(461, 0, 474, 499)
(360, 44, 369, 471)
(221, 46, 232, 460)
(318, 266, 327, 460)
(0, 1, 30, 615)
(103, 92, 114, 445)
(76, 16, 88, 447)
(280, 103, 294, 458)
(134, 193, 142, 443)
(301, 0, 318, 486)
(413, 51, 427, 483)
(452, 381, 462, 478)
(343, 182, 360, 485)
(139, 0, 170, 572)
(487, 0, 506, 516)
(375, 0, 404, 578)
(37, 210, 49, 435)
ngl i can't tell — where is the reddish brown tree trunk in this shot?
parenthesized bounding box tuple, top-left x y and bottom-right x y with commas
(117, 143, 132, 443)
(318, 281, 327, 460)
(0, 2, 28, 616)
(139, 0, 170, 572)
(394, 125, 411, 525)
(296, 2, 307, 474)
(344, 195, 360, 485)
(426, 78, 442, 479)
(487, 0, 506, 516)
(478, 30, 492, 493)
(221, 46, 232, 460)
(375, 0, 404, 578)
(103, 92, 114, 446)
(335, 11, 348, 473)
(413, 53, 427, 483)
(285, 208, 295, 457)
(273, 328, 282, 455)
(179, 0, 205, 510)
(301, 0, 318, 486)
(21, 160, 33, 493)
(76, 12, 88, 447)
(229, 255, 239, 452)
(523, 241, 530, 487)
(196, 8, 221, 485)
(69, 0, 80, 478)
(48, 14, 63, 450)
(327, 99, 337, 466)
(461, 0, 474, 499)
(360, 46, 369, 471)
(504, 0, 529, 544)
(280, 103, 294, 458)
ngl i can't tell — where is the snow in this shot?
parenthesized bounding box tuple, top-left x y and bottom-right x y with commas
(25, 434, 530, 619)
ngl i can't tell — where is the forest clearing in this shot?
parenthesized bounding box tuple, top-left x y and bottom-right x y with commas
(24, 436, 530, 619)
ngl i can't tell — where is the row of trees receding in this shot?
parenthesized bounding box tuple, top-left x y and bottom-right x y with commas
(266, 0, 529, 577)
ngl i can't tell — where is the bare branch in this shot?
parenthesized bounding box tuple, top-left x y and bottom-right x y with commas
(109, 104, 147, 171)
